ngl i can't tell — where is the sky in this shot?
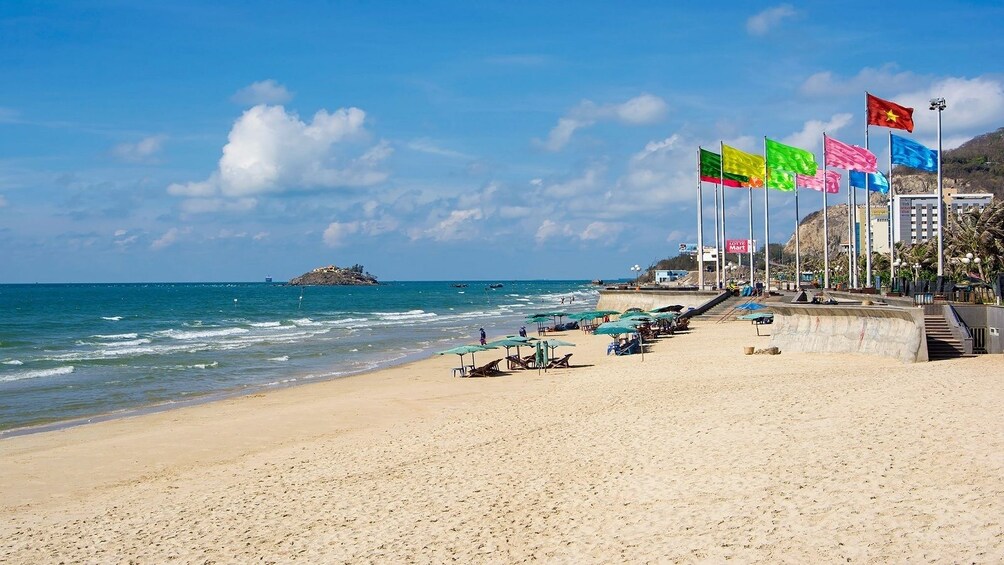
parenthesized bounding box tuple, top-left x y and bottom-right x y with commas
(1, 1, 1003, 283)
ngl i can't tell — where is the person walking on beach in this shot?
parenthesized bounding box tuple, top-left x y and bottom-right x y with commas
(518, 326, 527, 338)
(479, 328, 486, 345)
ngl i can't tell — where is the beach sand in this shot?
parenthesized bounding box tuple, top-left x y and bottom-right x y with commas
(2, 319, 1002, 563)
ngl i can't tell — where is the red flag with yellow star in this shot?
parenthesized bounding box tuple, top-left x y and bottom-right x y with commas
(867, 93, 914, 132)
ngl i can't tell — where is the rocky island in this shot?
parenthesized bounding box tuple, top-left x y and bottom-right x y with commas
(287, 264, 379, 286)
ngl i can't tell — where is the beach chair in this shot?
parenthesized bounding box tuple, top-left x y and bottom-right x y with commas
(614, 340, 640, 356)
(468, 358, 504, 378)
(547, 353, 573, 368)
(506, 355, 534, 370)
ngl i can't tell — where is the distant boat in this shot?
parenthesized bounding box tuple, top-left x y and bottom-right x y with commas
(265, 276, 273, 283)
(451, 283, 468, 288)
(487, 283, 503, 289)
(591, 279, 604, 285)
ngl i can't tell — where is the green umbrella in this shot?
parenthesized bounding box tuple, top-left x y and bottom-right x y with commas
(566, 311, 600, 321)
(593, 321, 639, 335)
(438, 344, 495, 374)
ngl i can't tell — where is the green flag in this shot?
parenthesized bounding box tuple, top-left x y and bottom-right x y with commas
(766, 167, 795, 192)
(700, 149, 747, 187)
(765, 138, 817, 176)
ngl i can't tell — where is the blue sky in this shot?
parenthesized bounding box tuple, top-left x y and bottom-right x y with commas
(1, 1, 1002, 282)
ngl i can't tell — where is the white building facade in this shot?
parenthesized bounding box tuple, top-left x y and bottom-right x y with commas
(891, 193, 994, 245)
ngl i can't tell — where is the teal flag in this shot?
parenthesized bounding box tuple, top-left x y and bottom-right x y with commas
(891, 134, 937, 172)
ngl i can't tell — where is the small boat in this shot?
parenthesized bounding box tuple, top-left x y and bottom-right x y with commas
(265, 276, 273, 283)
(591, 279, 604, 285)
(451, 283, 468, 288)
(487, 283, 503, 289)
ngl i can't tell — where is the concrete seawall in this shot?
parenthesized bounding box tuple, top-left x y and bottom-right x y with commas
(769, 304, 928, 363)
(596, 289, 722, 314)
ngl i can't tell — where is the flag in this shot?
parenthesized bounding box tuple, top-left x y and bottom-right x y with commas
(765, 138, 817, 176)
(824, 136, 878, 172)
(722, 144, 765, 187)
(699, 148, 747, 187)
(849, 170, 890, 194)
(867, 93, 914, 132)
(796, 170, 840, 194)
(766, 167, 795, 191)
(891, 134, 938, 172)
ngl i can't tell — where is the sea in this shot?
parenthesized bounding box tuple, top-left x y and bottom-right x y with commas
(0, 280, 598, 435)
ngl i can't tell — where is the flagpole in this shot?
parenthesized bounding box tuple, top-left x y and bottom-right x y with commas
(718, 148, 726, 290)
(697, 148, 705, 290)
(762, 136, 770, 293)
(748, 181, 755, 288)
(864, 110, 874, 287)
(847, 168, 854, 288)
(888, 130, 896, 290)
(794, 177, 801, 288)
(822, 133, 831, 289)
(714, 164, 722, 287)
(935, 101, 945, 277)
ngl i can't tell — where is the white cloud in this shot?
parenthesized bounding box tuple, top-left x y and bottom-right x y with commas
(893, 76, 1004, 148)
(580, 221, 620, 241)
(406, 138, 473, 159)
(799, 65, 919, 98)
(535, 219, 570, 243)
(253, 231, 269, 241)
(747, 4, 796, 36)
(543, 165, 606, 199)
(323, 221, 359, 247)
(0, 194, 7, 208)
(541, 94, 668, 151)
(112, 135, 166, 162)
(179, 197, 258, 215)
(424, 209, 482, 242)
(231, 79, 293, 106)
(781, 113, 853, 153)
(167, 104, 387, 203)
(150, 227, 189, 250)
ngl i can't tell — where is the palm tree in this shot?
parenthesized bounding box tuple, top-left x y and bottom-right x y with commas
(945, 200, 1004, 280)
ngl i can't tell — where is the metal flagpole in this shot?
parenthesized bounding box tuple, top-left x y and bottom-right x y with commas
(822, 133, 831, 288)
(847, 168, 854, 287)
(794, 176, 801, 287)
(763, 137, 770, 292)
(748, 182, 755, 287)
(864, 113, 874, 287)
(713, 168, 722, 289)
(888, 130, 896, 287)
(697, 148, 705, 290)
(718, 148, 727, 289)
(935, 102, 945, 277)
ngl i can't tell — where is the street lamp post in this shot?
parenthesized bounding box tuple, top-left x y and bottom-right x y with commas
(913, 262, 922, 284)
(630, 264, 641, 288)
(892, 259, 902, 292)
(930, 97, 947, 278)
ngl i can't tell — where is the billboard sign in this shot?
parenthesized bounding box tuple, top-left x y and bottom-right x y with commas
(678, 243, 699, 255)
(726, 239, 752, 254)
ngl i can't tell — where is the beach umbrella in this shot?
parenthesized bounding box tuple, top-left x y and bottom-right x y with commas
(593, 321, 639, 335)
(736, 302, 767, 311)
(566, 311, 600, 321)
(737, 312, 774, 320)
(619, 312, 654, 322)
(438, 344, 495, 374)
(543, 338, 576, 356)
(487, 337, 533, 361)
(651, 304, 684, 313)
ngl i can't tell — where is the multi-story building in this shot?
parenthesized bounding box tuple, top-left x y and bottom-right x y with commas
(891, 193, 994, 245)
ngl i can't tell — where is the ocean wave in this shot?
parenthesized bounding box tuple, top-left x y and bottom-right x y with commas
(93, 333, 139, 340)
(291, 318, 323, 327)
(326, 317, 369, 326)
(190, 361, 219, 369)
(250, 321, 283, 328)
(268, 356, 289, 362)
(2, 365, 74, 382)
(373, 310, 438, 321)
(159, 327, 249, 340)
(102, 338, 152, 348)
(101, 316, 123, 321)
(2, 359, 24, 365)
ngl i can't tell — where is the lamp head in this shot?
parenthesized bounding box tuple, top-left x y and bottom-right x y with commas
(929, 97, 947, 110)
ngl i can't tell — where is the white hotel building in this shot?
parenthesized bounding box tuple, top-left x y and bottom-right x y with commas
(891, 192, 994, 245)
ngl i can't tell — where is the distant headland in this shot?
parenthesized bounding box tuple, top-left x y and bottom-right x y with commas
(287, 264, 379, 286)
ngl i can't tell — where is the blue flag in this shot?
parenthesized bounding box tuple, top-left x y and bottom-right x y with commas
(849, 170, 890, 194)
(891, 134, 938, 172)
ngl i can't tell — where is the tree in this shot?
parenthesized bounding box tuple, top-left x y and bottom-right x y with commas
(945, 200, 1004, 280)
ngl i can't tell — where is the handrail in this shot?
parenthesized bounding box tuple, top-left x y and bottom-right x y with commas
(682, 290, 733, 319)
(943, 304, 974, 355)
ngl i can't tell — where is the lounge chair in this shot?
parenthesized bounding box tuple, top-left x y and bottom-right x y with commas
(506, 355, 534, 370)
(546, 353, 573, 368)
(468, 358, 504, 378)
(614, 340, 640, 356)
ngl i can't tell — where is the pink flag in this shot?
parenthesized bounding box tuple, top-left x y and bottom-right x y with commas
(824, 136, 878, 172)
(796, 170, 841, 194)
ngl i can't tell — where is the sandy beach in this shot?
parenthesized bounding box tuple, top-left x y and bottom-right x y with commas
(2, 319, 1002, 563)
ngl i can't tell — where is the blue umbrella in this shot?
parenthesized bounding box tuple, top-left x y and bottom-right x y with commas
(736, 302, 766, 311)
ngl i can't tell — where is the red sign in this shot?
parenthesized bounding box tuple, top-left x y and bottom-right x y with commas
(726, 239, 751, 253)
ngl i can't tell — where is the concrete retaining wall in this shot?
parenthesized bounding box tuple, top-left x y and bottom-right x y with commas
(769, 305, 928, 363)
(596, 290, 721, 314)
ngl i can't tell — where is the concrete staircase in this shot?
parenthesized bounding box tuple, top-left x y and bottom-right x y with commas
(924, 314, 973, 361)
(699, 295, 748, 322)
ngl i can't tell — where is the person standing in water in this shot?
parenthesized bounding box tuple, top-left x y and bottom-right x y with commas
(479, 327, 486, 345)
